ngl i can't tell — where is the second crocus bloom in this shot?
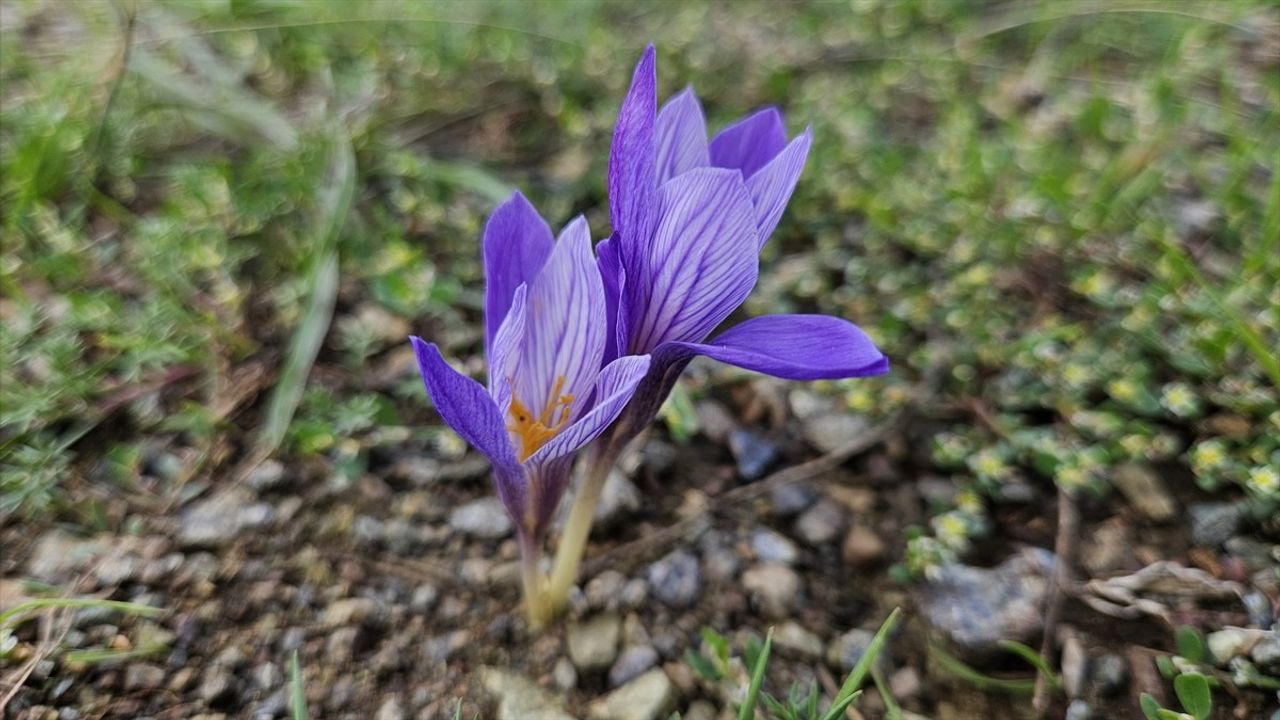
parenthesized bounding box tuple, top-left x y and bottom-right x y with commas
(411, 192, 650, 547)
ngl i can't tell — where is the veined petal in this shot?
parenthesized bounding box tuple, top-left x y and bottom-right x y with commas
(655, 87, 710, 184)
(609, 45, 657, 267)
(629, 168, 760, 352)
(488, 283, 527, 409)
(708, 107, 788, 179)
(596, 235, 629, 366)
(528, 355, 651, 465)
(483, 191, 553, 354)
(666, 314, 889, 380)
(410, 337, 527, 517)
(747, 127, 812, 246)
(514, 216, 607, 422)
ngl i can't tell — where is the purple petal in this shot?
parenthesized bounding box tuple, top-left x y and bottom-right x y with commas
(528, 355, 651, 465)
(483, 191, 553, 355)
(410, 337, 527, 517)
(666, 314, 889, 380)
(609, 45, 658, 264)
(488, 283, 527, 408)
(525, 455, 574, 540)
(708, 107, 788, 179)
(596, 235, 630, 366)
(629, 168, 760, 352)
(655, 87, 710, 183)
(513, 216, 607, 421)
(747, 127, 812, 246)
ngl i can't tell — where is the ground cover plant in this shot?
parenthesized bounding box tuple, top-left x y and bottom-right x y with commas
(2, 1, 1278, 718)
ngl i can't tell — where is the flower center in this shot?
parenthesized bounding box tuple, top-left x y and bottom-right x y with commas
(507, 375, 574, 462)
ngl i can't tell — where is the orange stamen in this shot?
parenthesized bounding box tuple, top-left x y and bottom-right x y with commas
(507, 375, 574, 462)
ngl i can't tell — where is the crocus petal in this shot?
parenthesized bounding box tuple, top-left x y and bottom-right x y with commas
(483, 191, 553, 355)
(629, 168, 760, 352)
(514, 216, 607, 420)
(596, 235, 629, 366)
(665, 314, 889, 380)
(655, 87, 710, 184)
(488, 283, 527, 409)
(747, 127, 812, 246)
(708, 107, 788, 179)
(528, 355, 651, 466)
(410, 337, 527, 517)
(609, 45, 657, 264)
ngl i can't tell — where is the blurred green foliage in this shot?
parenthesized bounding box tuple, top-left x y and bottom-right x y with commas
(1, 1, 1277, 544)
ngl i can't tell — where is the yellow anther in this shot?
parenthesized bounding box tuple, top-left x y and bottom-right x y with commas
(508, 375, 574, 462)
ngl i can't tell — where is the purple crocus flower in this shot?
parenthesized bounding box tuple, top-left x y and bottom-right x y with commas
(598, 46, 888, 434)
(410, 192, 650, 544)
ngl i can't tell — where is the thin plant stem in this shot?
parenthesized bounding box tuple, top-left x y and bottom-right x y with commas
(518, 533, 551, 629)
(546, 436, 623, 610)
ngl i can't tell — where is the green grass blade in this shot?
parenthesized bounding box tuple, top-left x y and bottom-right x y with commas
(256, 130, 354, 455)
(997, 639, 1062, 689)
(739, 627, 773, 720)
(290, 650, 309, 720)
(928, 640, 1037, 694)
(872, 667, 902, 720)
(0, 598, 163, 628)
(822, 608, 901, 720)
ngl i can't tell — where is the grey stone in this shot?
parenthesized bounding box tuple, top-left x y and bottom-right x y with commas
(1250, 631, 1280, 671)
(609, 645, 659, 688)
(699, 534, 740, 582)
(729, 429, 779, 480)
(588, 668, 674, 720)
(770, 482, 819, 516)
(1090, 653, 1128, 696)
(751, 528, 799, 565)
(410, 584, 439, 612)
(620, 579, 649, 609)
(742, 563, 802, 618)
(695, 400, 737, 444)
(801, 413, 870, 454)
(198, 667, 238, 707)
(323, 597, 377, 627)
(448, 498, 512, 539)
(375, 695, 406, 720)
(567, 614, 622, 672)
(795, 500, 845, 546)
(594, 471, 642, 526)
(480, 668, 574, 720)
(916, 548, 1055, 658)
(251, 662, 281, 690)
(553, 657, 577, 691)
(179, 490, 275, 548)
(247, 460, 286, 492)
(585, 571, 627, 611)
(27, 531, 108, 583)
(1189, 502, 1247, 548)
(1111, 464, 1176, 522)
(826, 628, 890, 677)
(124, 664, 165, 691)
(774, 621, 823, 660)
(1065, 700, 1092, 720)
(648, 550, 701, 608)
(1207, 627, 1268, 665)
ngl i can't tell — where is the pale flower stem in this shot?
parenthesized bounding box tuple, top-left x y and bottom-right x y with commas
(518, 533, 551, 629)
(546, 438, 622, 611)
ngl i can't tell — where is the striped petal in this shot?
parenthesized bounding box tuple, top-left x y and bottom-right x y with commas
(488, 283, 527, 409)
(528, 354, 651, 466)
(609, 45, 658, 269)
(596, 235, 630, 366)
(708, 107, 788, 179)
(410, 337, 526, 519)
(483, 192, 553, 355)
(666, 314, 889, 380)
(747, 127, 812, 246)
(655, 87, 710, 183)
(513, 216, 607, 423)
(628, 168, 760, 352)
